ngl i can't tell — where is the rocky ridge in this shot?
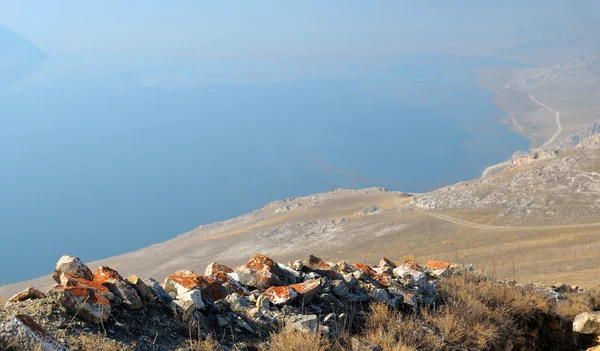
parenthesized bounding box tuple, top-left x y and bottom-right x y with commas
(0, 254, 452, 350)
(2, 253, 600, 350)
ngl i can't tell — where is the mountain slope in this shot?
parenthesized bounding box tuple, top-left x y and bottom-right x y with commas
(2, 134, 600, 299)
(0, 25, 47, 63)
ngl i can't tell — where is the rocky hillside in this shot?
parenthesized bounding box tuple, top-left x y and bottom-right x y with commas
(413, 134, 600, 224)
(553, 117, 600, 150)
(2, 254, 600, 350)
(506, 56, 600, 89)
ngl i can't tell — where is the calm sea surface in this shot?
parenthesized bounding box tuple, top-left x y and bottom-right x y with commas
(0, 54, 529, 283)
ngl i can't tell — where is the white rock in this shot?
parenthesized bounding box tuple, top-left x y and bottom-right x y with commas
(573, 311, 600, 334)
(172, 289, 205, 316)
(0, 314, 67, 351)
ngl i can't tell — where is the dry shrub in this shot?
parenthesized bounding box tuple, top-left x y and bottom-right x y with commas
(555, 287, 600, 319)
(362, 303, 440, 350)
(187, 335, 220, 351)
(357, 271, 586, 350)
(401, 253, 416, 265)
(265, 329, 330, 351)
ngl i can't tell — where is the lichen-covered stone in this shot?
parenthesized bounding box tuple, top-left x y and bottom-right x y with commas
(234, 254, 284, 289)
(302, 255, 341, 279)
(0, 314, 67, 351)
(204, 262, 233, 276)
(164, 270, 204, 295)
(52, 255, 93, 284)
(93, 266, 143, 310)
(50, 286, 112, 324)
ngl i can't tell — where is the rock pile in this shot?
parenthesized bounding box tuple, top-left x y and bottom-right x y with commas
(0, 253, 465, 350)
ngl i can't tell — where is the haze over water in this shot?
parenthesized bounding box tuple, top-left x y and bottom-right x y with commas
(0, 54, 529, 283)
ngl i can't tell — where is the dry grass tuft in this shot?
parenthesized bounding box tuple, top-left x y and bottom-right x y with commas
(264, 329, 330, 351)
(401, 253, 416, 265)
(362, 303, 439, 350)
(187, 335, 220, 351)
(555, 287, 600, 319)
(355, 270, 589, 350)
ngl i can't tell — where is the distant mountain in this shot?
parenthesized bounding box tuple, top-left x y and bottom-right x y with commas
(0, 26, 48, 86)
(0, 25, 48, 63)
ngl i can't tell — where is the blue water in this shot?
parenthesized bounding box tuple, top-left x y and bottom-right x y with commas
(0, 54, 529, 283)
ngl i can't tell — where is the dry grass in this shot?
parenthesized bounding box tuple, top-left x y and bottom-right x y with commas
(401, 253, 416, 265)
(353, 271, 592, 350)
(186, 335, 220, 351)
(264, 329, 330, 351)
(69, 333, 127, 351)
(555, 287, 600, 319)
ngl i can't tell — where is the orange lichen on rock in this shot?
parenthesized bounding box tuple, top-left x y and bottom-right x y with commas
(425, 260, 451, 270)
(92, 266, 124, 285)
(373, 273, 393, 288)
(204, 262, 233, 276)
(353, 263, 377, 276)
(211, 271, 249, 296)
(263, 285, 299, 305)
(245, 254, 280, 273)
(167, 270, 203, 291)
(303, 255, 330, 270)
(197, 276, 228, 302)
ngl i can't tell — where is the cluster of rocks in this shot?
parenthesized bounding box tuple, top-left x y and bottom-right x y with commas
(1, 253, 464, 350)
(412, 134, 600, 223)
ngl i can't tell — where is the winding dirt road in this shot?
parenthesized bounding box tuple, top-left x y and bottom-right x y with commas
(481, 94, 562, 178)
(530, 95, 562, 150)
(416, 210, 600, 230)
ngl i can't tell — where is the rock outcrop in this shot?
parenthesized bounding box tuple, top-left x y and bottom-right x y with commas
(1, 253, 597, 350)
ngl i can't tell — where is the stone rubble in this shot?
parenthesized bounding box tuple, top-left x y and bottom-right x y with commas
(3, 253, 597, 350)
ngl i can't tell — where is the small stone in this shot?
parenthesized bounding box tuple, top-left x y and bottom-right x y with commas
(573, 311, 600, 334)
(332, 280, 350, 297)
(234, 254, 284, 289)
(302, 255, 341, 279)
(126, 275, 155, 304)
(93, 267, 143, 310)
(52, 255, 93, 284)
(342, 274, 359, 288)
(216, 315, 230, 327)
(7, 287, 46, 304)
(143, 278, 172, 304)
(50, 286, 112, 324)
(172, 289, 205, 317)
(337, 260, 354, 273)
(372, 289, 391, 304)
(226, 293, 250, 311)
(264, 286, 299, 305)
(164, 270, 203, 295)
(286, 314, 319, 334)
(0, 314, 67, 351)
(425, 260, 451, 270)
(204, 262, 233, 276)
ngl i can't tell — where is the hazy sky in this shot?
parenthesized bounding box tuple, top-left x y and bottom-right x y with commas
(2, 1, 599, 59)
